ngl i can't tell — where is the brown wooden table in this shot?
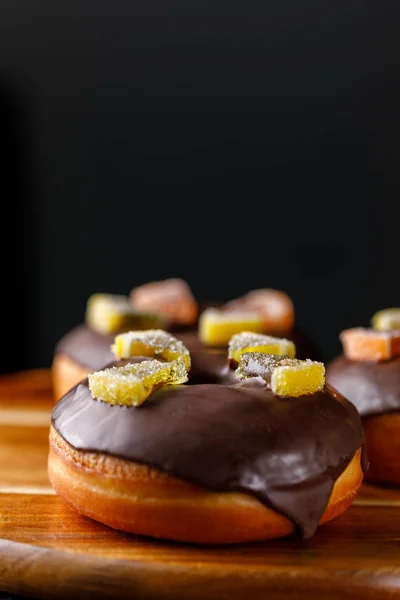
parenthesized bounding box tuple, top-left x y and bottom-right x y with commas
(0, 370, 400, 599)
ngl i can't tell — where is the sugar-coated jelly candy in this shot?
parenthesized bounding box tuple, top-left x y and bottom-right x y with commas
(199, 308, 265, 347)
(371, 308, 400, 332)
(228, 332, 296, 366)
(112, 329, 191, 370)
(224, 289, 294, 334)
(236, 352, 325, 397)
(88, 359, 188, 406)
(236, 352, 288, 382)
(340, 327, 400, 362)
(130, 278, 198, 326)
(86, 294, 164, 335)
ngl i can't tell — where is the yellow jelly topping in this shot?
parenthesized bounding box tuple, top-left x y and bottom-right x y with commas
(199, 308, 265, 346)
(111, 330, 191, 370)
(86, 293, 164, 335)
(371, 308, 400, 332)
(236, 352, 325, 397)
(228, 331, 295, 366)
(88, 359, 188, 407)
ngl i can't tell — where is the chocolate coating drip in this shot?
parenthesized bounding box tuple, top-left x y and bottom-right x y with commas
(52, 378, 364, 538)
(327, 355, 400, 418)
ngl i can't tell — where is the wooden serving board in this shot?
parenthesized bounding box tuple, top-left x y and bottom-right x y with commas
(1, 371, 400, 599)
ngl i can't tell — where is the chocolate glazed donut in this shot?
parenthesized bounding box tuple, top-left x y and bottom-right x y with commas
(49, 373, 366, 543)
(327, 355, 400, 484)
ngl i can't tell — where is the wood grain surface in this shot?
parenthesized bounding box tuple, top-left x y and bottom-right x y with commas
(0, 370, 400, 599)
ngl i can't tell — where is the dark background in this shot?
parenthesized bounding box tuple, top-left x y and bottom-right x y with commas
(2, 0, 399, 373)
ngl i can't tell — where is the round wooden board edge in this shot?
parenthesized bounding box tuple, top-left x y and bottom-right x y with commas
(1, 537, 400, 600)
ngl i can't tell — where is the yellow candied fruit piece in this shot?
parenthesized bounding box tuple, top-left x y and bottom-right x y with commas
(228, 331, 296, 366)
(271, 359, 325, 397)
(85, 294, 164, 335)
(199, 308, 265, 347)
(371, 308, 400, 332)
(236, 352, 325, 397)
(111, 329, 191, 370)
(235, 352, 290, 382)
(88, 359, 188, 406)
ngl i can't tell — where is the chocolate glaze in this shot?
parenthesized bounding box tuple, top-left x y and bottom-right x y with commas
(52, 376, 365, 539)
(327, 355, 400, 418)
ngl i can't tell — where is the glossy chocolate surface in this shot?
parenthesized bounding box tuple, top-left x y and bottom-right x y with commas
(327, 355, 400, 418)
(52, 377, 365, 539)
